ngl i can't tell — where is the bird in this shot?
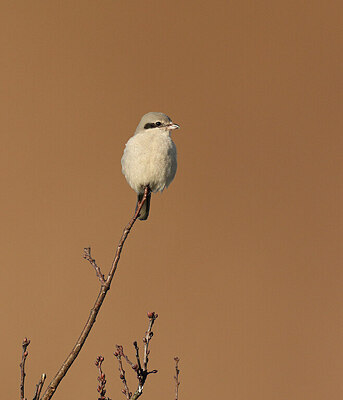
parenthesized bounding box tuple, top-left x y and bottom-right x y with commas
(121, 112, 179, 221)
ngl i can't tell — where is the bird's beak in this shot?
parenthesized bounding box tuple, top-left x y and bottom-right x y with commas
(168, 123, 180, 130)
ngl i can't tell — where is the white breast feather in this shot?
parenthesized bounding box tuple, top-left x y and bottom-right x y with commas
(121, 131, 177, 194)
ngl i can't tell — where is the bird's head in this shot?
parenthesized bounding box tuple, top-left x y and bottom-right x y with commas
(135, 112, 180, 134)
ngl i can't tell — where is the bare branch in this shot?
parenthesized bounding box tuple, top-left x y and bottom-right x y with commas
(174, 357, 180, 400)
(116, 344, 134, 368)
(105, 186, 151, 289)
(83, 247, 105, 285)
(32, 373, 46, 400)
(20, 337, 30, 400)
(115, 311, 158, 400)
(143, 312, 158, 371)
(41, 187, 150, 400)
(133, 341, 142, 373)
(95, 356, 110, 400)
(114, 349, 131, 399)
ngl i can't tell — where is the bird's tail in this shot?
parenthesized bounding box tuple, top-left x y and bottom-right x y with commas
(136, 191, 151, 221)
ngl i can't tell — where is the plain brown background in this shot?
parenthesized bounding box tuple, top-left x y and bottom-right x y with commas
(1, 1, 341, 399)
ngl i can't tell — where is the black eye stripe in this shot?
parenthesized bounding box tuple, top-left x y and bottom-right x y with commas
(144, 122, 156, 129)
(144, 121, 163, 129)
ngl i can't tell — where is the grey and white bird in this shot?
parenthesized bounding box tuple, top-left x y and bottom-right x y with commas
(121, 112, 179, 220)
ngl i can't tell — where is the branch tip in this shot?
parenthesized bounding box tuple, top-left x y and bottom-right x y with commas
(20, 337, 30, 400)
(174, 357, 181, 400)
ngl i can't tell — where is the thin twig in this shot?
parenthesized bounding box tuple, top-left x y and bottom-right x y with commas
(143, 312, 157, 371)
(104, 186, 151, 290)
(116, 345, 134, 367)
(115, 312, 158, 400)
(83, 247, 105, 285)
(174, 357, 180, 400)
(114, 350, 131, 399)
(32, 373, 47, 400)
(95, 356, 110, 400)
(20, 337, 30, 400)
(41, 187, 150, 400)
(133, 341, 142, 373)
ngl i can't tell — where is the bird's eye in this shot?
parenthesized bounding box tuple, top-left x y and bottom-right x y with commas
(155, 122, 162, 126)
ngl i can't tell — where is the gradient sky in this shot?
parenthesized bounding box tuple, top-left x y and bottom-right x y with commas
(1, 1, 341, 399)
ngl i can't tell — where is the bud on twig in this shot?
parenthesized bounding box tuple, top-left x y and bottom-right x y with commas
(132, 364, 139, 371)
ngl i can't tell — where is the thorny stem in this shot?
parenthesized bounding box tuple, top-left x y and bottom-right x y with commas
(41, 187, 150, 400)
(20, 337, 30, 400)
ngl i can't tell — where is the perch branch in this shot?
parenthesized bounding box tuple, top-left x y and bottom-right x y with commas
(41, 186, 150, 400)
(20, 337, 30, 400)
(105, 186, 151, 289)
